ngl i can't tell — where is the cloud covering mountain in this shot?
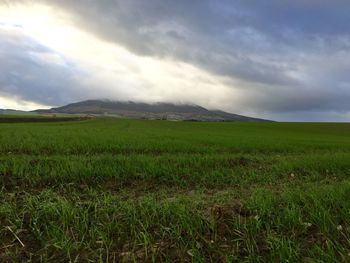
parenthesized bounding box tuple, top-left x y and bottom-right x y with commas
(1, 0, 350, 121)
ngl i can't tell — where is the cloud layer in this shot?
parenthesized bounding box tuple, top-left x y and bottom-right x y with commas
(1, 0, 350, 121)
(0, 25, 81, 105)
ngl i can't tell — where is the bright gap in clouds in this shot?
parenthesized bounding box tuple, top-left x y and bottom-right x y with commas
(0, 95, 49, 111)
(0, 3, 242, 113)
(0, 4, 75, 51)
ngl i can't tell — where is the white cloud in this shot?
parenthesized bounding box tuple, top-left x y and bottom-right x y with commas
(0, 94, 49, 110)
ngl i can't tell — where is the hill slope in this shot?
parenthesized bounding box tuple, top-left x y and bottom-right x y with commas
(0, 109, 35, 115)
(34, 100, 269, 122)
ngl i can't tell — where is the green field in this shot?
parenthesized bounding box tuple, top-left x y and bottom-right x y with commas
(1, 119, 350, 262)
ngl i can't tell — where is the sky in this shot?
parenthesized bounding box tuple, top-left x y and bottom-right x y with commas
(0, 1, 350, 121)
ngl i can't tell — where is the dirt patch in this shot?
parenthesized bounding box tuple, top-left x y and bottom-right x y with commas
(0, 213, 42, 262)
(210, 204, 253, 219)
(226, 157, 264, 169)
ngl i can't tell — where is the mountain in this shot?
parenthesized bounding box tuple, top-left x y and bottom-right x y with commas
(0, 109, 35, 115)
(33, 100, 270, 122)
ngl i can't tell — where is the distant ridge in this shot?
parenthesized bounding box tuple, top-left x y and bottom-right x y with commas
(0, 109, 33, 115)
(33, 100, 271, 122)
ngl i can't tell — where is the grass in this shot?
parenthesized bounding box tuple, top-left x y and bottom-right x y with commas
(0, 115, 89, 123)
(0, 118, 350, 262)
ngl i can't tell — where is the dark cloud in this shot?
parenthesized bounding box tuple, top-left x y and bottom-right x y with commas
(37, 1, 350, 93)
(34, 0, 300, 85)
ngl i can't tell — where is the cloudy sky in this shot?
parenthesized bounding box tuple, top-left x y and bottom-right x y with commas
(0, 0, 350, 121)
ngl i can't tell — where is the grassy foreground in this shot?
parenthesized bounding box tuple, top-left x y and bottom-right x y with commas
(1, 119, 350, 262)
